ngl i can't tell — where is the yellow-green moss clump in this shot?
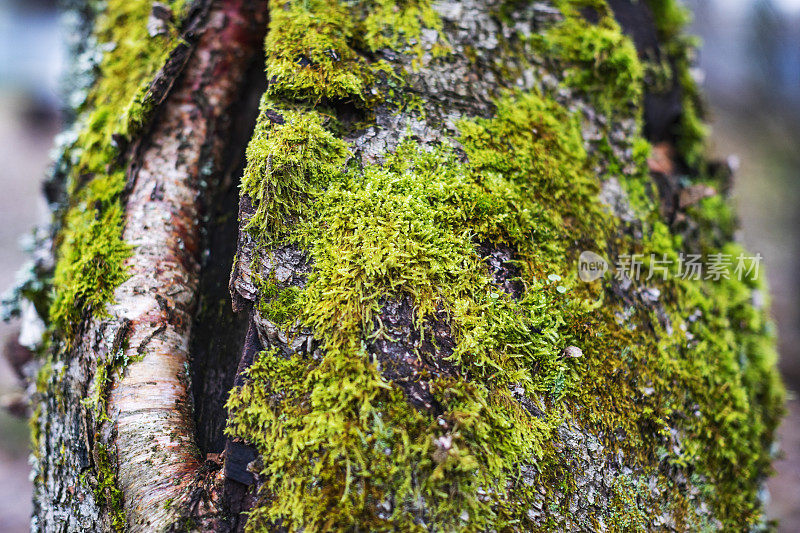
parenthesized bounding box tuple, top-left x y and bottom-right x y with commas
(240, 100, 350, 238)
(50, 0, 187, 343)
(264, 0, 375, 102)
(227, 0, 781, 530)
(534, 1, 643, 117)
(258, 278, 303, 326)
(359, 0, 445, 56)
(229, 92, 593, 530)
(264, 0, 445, 105)
(91, 443, 126, 532)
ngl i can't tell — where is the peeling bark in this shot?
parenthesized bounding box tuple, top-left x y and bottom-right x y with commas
(105, 2, 266, 530)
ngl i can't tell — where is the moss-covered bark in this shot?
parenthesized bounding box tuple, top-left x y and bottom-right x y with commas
(227, 0, 783, 530)
(7, 0, 783, 531)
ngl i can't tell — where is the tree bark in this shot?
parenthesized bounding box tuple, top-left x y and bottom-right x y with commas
(2, 0, 784, 531)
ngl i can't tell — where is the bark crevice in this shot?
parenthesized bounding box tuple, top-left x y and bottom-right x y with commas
(95, 2, 267, 530)
(188, 46, 266, 460)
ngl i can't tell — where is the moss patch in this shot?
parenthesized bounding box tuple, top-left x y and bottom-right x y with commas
(227, 0, 782, 530)
(359, 0, 445, 56)
(49, 0, 188, 343)
(264, 0, 444, 105)
(240, 99, 349, 239)
(264, 0, 375, 102)
(258, 280, 303, 327)
(534, 0, 643, 117)
(93, 443, 126, 532)
(228, 89, 654, 528)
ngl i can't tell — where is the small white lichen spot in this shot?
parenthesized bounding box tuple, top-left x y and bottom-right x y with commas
(563, 345, 583, 359)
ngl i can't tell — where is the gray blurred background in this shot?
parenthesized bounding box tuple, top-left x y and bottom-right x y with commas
(0, 0, 60, 530)
(0, 0, 798, 530)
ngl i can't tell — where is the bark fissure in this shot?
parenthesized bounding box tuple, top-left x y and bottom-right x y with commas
(98, 2, 266, 530)
(189, 47, 266, 460)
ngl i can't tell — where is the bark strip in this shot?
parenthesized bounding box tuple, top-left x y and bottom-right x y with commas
(104, 1, 265, 530)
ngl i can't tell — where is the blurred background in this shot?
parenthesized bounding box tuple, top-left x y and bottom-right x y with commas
(687, 0, 800, 526)
(0, 0, 798, 530)
(0, 0, 61, 531)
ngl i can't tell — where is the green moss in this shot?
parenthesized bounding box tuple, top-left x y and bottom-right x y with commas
(534, 1, 644, 117)
(50, 190, 130, 343)
(357, 0, 448, 59)
(663, 239, 783, 522)
(240, 98, 350, 239)
(265, 0, 374, 102)
(28, 404, 42, 460)
(228, 89, 623, 529)
(34, 359, 53, 394)
(264, 0, 443, 104)
(228, 0, 782, 529)
(49, 0, 188, 343)
(258, 279, 303, 326)
(93, 443, 126, 532)
(605, 475, 650, 531)
(83, 352, 128, 421)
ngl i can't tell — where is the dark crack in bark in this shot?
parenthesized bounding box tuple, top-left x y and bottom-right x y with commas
(477, 242, 525, 299)
(367, 295, 458, 414)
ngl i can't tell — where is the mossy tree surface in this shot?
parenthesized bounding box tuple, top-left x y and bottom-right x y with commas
(14, 0, 782, 531)
(227, 0, 783, 531)
(27, 1, 193, 530)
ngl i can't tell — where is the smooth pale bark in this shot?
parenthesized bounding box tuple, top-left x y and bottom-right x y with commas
(106, 2, 264, 529)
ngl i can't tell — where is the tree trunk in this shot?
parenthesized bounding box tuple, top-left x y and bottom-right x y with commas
(2, 0, 784, 531)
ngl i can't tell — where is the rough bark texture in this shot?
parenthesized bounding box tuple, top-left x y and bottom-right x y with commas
(2, 0, 784, 531)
